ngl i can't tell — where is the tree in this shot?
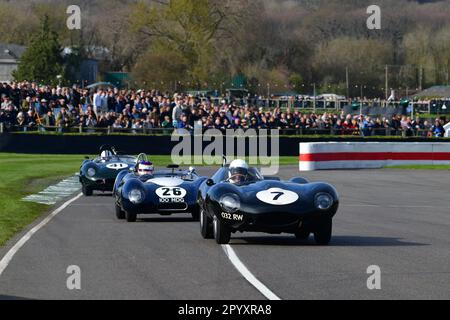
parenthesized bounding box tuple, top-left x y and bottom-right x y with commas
(13, 15, 65, 85)
(130, 0, 244, 82)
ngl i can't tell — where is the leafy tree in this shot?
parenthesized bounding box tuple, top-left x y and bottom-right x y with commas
(13, 15, 65, 85)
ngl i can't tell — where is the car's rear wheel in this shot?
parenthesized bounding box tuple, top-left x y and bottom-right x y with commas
(115, 204, 125, 220)
(314, 218, 332, 245)
(213, 215, 231, 245)
(200, 209, 214, 239)
(82, 185, 93, 197)
(125, 211, 137, 223)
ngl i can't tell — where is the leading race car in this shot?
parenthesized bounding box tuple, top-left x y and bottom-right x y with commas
(79, 145, 138, 196)
(198, 159, 339, 245)
(114, 161, 207, 222)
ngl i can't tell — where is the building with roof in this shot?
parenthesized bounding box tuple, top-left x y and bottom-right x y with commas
(415, 85, 450, 99)
(0, 43, 26, 82)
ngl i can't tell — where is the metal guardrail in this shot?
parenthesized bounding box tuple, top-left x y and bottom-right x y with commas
(0, 124, 439, 138)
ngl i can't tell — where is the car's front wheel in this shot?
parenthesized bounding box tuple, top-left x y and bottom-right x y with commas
(200, 209, 214, 239)
(115, 204, 125, 220)
(213, 215, 231, 244)
(191, 207, 200, 221)
(314, 218, 332, 245)
(125, 211, 137, 223)
(295, 227, 310, 240)
(82, 185, 93, 196)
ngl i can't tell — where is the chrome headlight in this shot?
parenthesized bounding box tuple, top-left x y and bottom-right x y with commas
(315, 193, 334, 210)
(220, 194, 240, 213)
(87, 168, 96, 177)
(129, 189, 145, 204)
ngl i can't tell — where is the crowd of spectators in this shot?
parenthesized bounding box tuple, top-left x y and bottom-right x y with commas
(0, 82, 448, 137)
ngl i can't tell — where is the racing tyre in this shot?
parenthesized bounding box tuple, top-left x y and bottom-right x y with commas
(115, 204, 125, 220)
(213, 215, 231, 245)
(125, 211, 137, 223)
(82, 185, 93, 197)
(200, 209, 214, 239)
(314, 218, 332, 245)
(295, 228, 310, 240)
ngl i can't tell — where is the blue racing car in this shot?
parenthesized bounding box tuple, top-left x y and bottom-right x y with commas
(114, 160, 207, 222)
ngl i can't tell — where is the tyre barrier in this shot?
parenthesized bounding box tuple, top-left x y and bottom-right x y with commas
(299, 142, 450, 171)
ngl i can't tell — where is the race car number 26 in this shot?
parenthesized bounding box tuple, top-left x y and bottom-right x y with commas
(156, 187, 187, 199)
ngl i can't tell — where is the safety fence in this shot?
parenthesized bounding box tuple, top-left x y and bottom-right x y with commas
(0, 123, 440, 138)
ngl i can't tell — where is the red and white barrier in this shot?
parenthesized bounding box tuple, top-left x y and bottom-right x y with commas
(299, 142, 450, 171)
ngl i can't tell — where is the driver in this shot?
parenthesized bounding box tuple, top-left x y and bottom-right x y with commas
(101, 150, 113, 161)
(136, 161, 154, 178)
(228, 159, 250, 185)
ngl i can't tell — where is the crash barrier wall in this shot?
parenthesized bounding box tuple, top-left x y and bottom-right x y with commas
(299, 142, 450, 171)
(1, 133, 450, 156)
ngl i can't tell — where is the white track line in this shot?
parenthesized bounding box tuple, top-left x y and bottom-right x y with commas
(222, 244, 281, 300)
(0, 193, 83, 277)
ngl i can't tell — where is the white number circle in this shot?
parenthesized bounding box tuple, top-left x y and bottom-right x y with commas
(106, 163, 128, 170)
(156, 187, 187, 199)
(256, 188, 299, 206)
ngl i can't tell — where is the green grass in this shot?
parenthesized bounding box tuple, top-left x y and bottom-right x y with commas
(0, 153, 298, 246)
(0, 154, 87, 246)
(385, 165, 450, 170)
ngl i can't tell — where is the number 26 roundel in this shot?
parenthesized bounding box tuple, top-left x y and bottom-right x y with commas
(256, 188, 299, 205)
(156, 187, 187, 199)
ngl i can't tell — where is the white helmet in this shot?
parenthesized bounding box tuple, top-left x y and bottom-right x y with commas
(229, 159, 249, 184)
(101, 150, 113, 159)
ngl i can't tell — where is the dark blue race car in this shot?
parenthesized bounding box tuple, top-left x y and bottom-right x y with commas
(79, 145, 138, 196)
(198, 160, 339, 245)
(114, 164, 207, 222)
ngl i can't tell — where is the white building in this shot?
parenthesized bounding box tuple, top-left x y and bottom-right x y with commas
(0, 43, 26, 82)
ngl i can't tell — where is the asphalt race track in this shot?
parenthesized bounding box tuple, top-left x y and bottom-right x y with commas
(0, 167, 449, 300)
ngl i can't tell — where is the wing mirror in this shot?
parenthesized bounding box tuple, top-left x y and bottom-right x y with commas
(189, 166, 196, 174)
(206, 179, 215, 187)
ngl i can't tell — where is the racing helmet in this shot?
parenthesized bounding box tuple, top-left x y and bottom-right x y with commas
(229, 159, 249, 185)
(101, 150, 113, 159)
(137, 161, 154, 176)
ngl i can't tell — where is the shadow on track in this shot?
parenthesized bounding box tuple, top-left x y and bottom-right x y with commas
(91, 193, 114, 197)
(231, 236, 429, 247)
(138, 217, 195, 223)
(0, 295, 34, 300)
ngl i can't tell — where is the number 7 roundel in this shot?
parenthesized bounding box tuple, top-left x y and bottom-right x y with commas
(256, 188, 299, 205)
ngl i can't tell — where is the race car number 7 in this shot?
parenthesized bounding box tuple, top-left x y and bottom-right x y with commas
(271, 191, 284, 201)
(257, 188, 299, 205)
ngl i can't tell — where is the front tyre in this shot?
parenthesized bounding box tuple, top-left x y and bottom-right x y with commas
(295, 228, 310, 240)
(191, 207, 200, 221)
(126, 211, 137, 223)
(200, 209, 214, 239)
(314, 218, 332, 245)
(82, 185, 93, 196)
(213, 215, 231, 245)
(115, 203, 125, 220)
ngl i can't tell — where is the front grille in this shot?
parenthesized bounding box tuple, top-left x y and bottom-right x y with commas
(253, 213, 299, 227)
(157, 203, 188, 212)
